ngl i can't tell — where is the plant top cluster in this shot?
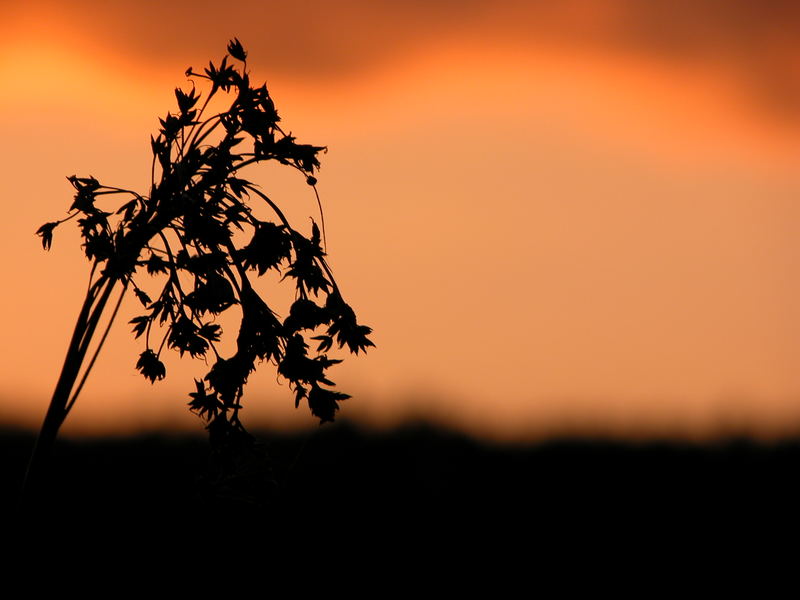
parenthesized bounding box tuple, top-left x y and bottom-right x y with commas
(36, 39, 374, 440)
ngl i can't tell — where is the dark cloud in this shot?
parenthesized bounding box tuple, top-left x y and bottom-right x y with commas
(18, 0, 488, 77)
(13, 0, 800, 115)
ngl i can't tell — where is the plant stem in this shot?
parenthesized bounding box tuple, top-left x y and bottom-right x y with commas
(19, 274, 119, 508)
(65, 279, 129, 416)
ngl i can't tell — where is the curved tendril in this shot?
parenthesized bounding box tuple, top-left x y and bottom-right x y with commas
(310, 183, 327, 251)
(241, 183, 293, 231)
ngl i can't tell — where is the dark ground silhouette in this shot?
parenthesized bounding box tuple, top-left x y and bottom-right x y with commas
(6, 422, 800, 576)
(6, 422, 800, 547)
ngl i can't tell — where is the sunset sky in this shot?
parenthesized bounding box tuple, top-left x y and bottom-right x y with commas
(1, 0, 798, 441)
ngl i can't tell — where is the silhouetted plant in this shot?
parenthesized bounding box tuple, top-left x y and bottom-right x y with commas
(23, 39, 373, 505)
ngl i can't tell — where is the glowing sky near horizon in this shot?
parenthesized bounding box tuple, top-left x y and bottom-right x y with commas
(1, 0, 799, 441)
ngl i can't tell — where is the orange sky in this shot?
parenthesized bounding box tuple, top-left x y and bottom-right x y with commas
(1, 1, 799, 441)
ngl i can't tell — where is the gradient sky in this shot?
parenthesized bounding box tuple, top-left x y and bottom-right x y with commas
(1, 1, 799, 441)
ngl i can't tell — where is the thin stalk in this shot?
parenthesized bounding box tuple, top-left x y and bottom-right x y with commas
(20, 274, 119, 507)
(64, 279, 130, 416)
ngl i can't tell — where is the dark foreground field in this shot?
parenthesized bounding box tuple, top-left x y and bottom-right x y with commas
(4, 422, 800, 559)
